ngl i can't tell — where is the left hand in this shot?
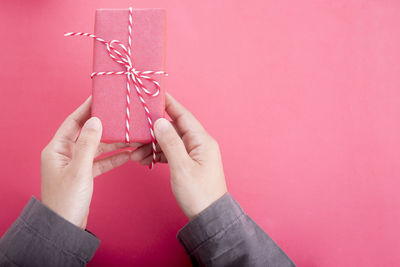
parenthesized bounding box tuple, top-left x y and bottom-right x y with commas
(41, 96, 133, 229)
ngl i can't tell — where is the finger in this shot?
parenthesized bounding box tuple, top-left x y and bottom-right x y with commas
(72, 117, 102, 167)
(165, 93, 206, 137)
(54, 96, 92, 142)
(130, 143, 161, 161)
(93, 151, 131, 177)
(139, 152, 167, 166)
(170, 121, 183, 138)
(165, 93, 209, 153)
(131, 144, 152, 161)
(157, 152, 168, 163)
(96, 142, 137, 157)
(154, 118, 190, 169)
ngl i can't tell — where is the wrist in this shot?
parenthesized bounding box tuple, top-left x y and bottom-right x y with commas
(186, 190, 228, 220)
(41, 197, 86, 229)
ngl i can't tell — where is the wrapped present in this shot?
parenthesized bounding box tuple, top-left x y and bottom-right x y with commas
(65, 7, 167, 168)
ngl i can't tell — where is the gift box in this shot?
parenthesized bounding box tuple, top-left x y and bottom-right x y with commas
(92, 8, 167, 144)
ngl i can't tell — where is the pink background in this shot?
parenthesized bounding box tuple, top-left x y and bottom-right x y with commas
(0, 0, 399, 266)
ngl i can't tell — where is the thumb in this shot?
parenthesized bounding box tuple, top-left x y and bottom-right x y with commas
(154, 118, 190, 169)
(73, 117, 102, 166)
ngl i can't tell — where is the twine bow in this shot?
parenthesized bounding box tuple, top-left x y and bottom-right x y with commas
(65, 7, 166, 169)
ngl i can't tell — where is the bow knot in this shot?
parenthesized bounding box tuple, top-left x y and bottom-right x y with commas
(127, 66, 135, 73)
(97, 38, 162, 98)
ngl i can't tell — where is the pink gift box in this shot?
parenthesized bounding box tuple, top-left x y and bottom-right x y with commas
(92, 8, 166, 144)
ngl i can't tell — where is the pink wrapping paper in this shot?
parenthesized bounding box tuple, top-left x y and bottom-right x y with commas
(92, 8, 166, 143)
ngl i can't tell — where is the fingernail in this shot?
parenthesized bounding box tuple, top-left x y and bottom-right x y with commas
(155, 118, 170, 133)
(84, 117, 102, 131)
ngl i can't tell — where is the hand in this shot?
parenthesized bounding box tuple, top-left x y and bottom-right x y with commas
(41, 97, 132, 229)
(131, 93, 227, 220)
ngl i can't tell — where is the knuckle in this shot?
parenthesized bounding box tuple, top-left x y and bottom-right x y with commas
(66, 115, 82, 128)
(110, 155, 119, 167)
(184, 131, 205, 145)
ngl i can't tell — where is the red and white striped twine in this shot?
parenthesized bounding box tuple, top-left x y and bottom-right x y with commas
(65, 7, 166, 169)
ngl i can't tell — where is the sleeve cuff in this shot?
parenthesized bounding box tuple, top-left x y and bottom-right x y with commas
(17, 196, 100, 263)
(177, 193, 244, 253)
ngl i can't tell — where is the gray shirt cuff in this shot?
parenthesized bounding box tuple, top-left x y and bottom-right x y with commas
(176, 193, 295, 267)
(0, 196, 100, 266)
(177, 193, 243, 253)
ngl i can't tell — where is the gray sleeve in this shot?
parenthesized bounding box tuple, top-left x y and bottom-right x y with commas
(177, 194, 296, 267)
(0, 196, 100, 267)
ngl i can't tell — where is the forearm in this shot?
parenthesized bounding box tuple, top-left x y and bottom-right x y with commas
(0, 197, 100, 267)
(177, 194, 295, 267)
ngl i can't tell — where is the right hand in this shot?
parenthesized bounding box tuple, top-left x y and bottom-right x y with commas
(131, 93, 227, 220)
